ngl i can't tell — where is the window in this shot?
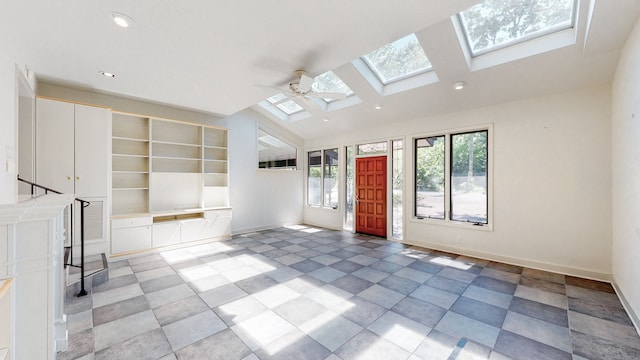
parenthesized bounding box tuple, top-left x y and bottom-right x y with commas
(344, 145, 355, 230)
(312, 71, 354, 103)
(357, 141, 388, 155)
(362, 33, 432, 84)
(308, 148, 339, 209)
(266, 93, 304, 115)
(415, 129, 489, 225)
(458, 0, 576, 57)
(392, 140, 403, 239)
(257, 128, 297, 169)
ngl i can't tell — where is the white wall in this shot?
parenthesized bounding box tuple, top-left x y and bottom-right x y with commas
(215, 108, 304, 233)
(0, 53, 18, 201)
(611, 17, 640, 328)
(306, 85, 612, 280)
(0, 47, 34, 201)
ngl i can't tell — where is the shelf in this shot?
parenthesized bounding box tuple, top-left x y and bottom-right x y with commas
(113, 170, 149, 174)
(152, 140, 200, 147)
(154, 212, 203, 223)
(113, 136, 149, 142)
(204, 161, 227, 174)
(152, 158, 201, 173)
(113, 138, 149, 156)
(204, 147, 227, 160)
(153, 156, 200, 161)
(152, 119, 201, 145)
(113, 153, 148, 158)
(112, 115, 228, 220)
(113, 114, 149, 140)
(153, 142, 201, 159)
(113, 156, 149, 173)
(204, 127, 227, 148)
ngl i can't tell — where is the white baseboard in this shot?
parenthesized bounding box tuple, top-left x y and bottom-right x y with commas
(401, 238, 611, 282)
(611, 281, 640, 336)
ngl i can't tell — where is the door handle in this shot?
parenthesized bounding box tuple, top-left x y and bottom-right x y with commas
(355, 195, 359, 204)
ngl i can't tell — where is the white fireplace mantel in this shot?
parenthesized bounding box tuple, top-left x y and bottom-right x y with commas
(0, 193, 73, 360)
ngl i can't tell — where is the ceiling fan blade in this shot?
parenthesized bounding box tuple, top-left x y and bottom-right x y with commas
(298, 73, 314, 93)
(255, 84, 284, 92)
(306, 92, 347, 101)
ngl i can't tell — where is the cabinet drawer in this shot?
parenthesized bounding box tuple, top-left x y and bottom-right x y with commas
(112, 216, 152, 229)
(111, 226, 152, 253)
(204, 209, 231, 219)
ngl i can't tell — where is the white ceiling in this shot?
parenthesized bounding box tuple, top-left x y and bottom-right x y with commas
(3, 0, 640, 140)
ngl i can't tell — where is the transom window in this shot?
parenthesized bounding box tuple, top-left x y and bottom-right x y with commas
(458, 0, 576, 57)
(266, 93, 304, 115)
(362, 33, 432, 85)
(312, 71, 354, 103)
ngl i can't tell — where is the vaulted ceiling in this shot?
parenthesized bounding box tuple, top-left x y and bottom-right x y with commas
(3, 0, 640, 140)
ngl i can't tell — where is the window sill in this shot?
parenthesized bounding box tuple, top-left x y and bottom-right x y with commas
(409, 217, 493, 232)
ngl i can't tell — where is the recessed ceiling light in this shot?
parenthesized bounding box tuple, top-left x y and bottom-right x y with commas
(323, 117, 330, 122)
(111, 12, 134, 28)
(374, 104, 383, 110)
(454, 81, 465, 90)
(100, 71, 116, 78)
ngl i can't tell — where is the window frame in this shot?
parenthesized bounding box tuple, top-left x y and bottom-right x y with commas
(307, 148, 340, 210)
(412, 124, 493, 230)
(452, 0, 579, 72)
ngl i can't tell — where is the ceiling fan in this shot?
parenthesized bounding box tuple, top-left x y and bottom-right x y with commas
(268, 70, 347, 106)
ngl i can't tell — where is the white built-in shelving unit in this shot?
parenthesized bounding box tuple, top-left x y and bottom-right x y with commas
(110, 112, 231, 255)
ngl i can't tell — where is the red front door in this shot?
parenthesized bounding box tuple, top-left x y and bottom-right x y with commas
(355, 156, 387, 237)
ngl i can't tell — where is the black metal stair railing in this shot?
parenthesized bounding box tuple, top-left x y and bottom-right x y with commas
(17, 175, 89, 296)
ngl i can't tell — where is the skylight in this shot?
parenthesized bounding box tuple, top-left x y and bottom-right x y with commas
(458, 0, 576, 57)
(312, 71, 354, 103)
(361, 33, 432, 85)
(266, 93, 304, 115)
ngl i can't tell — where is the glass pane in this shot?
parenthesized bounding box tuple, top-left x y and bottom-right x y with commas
(415, 136, 445, 219)
(313, 71, 354, 102)
(258, 128, 297, 169)
(323, 149, 339, 209)
(362, 33, 432, 84)
(344, 145, 355, 230)
(267, 93, 304, 115)
(392, 140, 403, 239)
(357, 142, 388, 155)
(451, 131, 488, 223)
(308, 151, 322, 206)
(459, 0, 575, 56)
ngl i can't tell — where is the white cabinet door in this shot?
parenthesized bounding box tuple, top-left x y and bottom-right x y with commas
(36, 99, 75, 193)
(111, 226, 152, 254)
(153, 222, 181, 247)
(75, 104, 109, 197)
(36, 99, 110, 197)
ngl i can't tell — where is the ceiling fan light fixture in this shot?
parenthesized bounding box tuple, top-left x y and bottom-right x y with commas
(111, 12, 134, 28)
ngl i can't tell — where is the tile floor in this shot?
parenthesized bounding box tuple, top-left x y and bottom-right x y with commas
(58, 225, 640, 360)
